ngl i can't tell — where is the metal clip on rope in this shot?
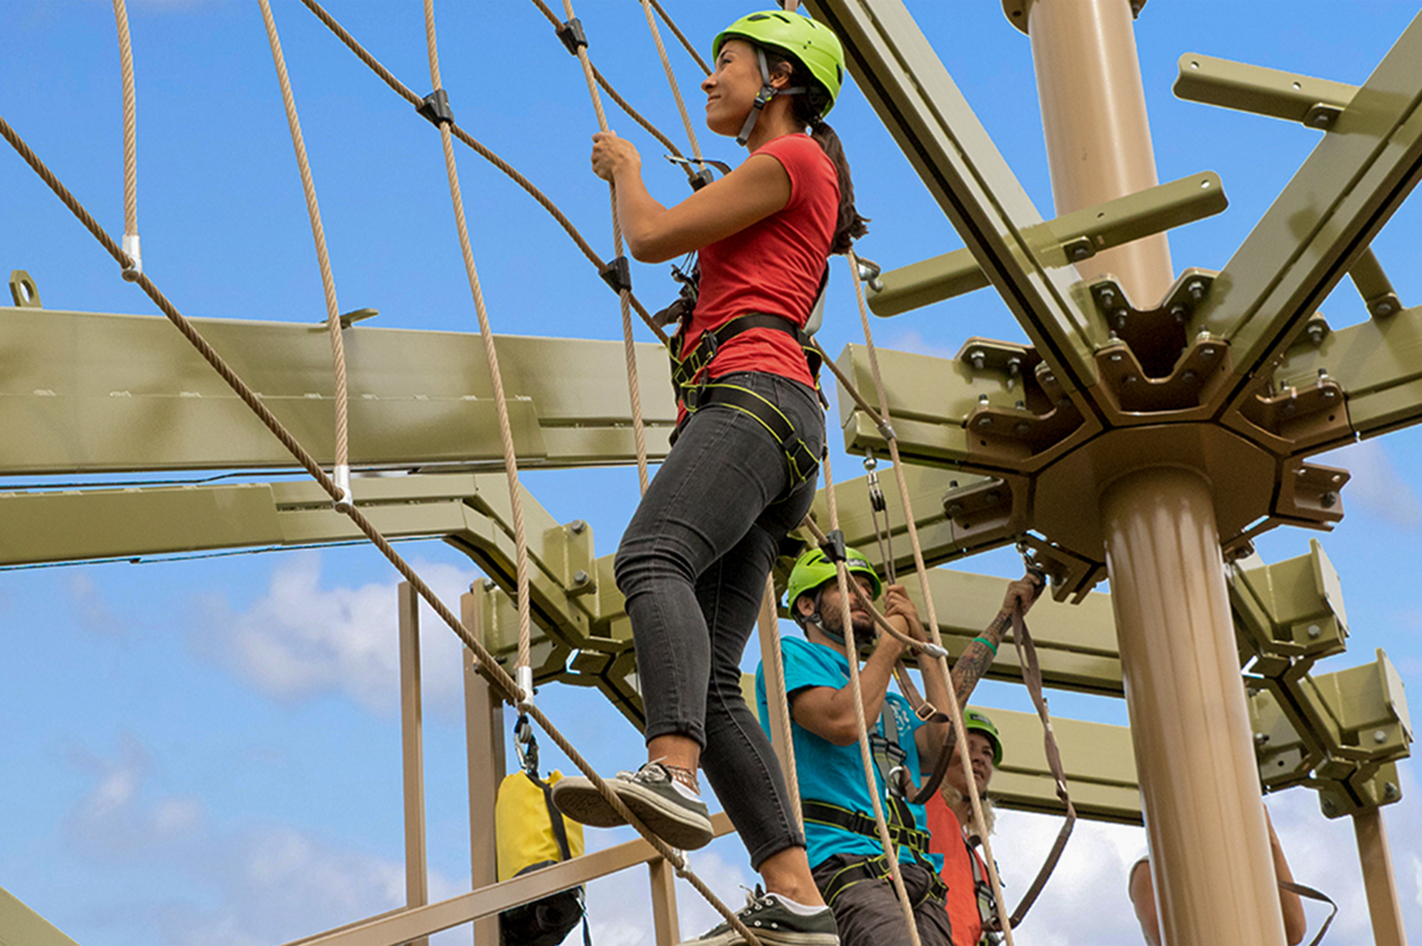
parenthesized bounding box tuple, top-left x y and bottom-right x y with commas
(121, 233, 142, 282)
(333, 463, 354, 513)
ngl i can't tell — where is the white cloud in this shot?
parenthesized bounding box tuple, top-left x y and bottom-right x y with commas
(190, 551, 475, 717)
(1317, 439, 1422, 528)
(882, 328, 958, 361)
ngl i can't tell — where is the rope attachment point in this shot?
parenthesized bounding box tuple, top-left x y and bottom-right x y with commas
(121, 233, 142, 281)
(818, 528, 847, 564)
(517, 665, 535, 710)
(599, 256, 632, 294)
(556, 17, 588, 55)
(333, 463, 354, 513)
(417, 88, 454, 126)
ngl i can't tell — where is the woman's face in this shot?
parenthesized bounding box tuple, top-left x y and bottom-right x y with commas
(702, 38, 772, 137)
(945, 731, 996, 798)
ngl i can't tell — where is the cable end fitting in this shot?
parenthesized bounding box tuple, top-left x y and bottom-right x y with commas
(417, 89, 454, 127)
(556, 17, 589, 55)
(517, 665, 535, 710)
(121, 233, 142, 282)
(599, 256, 632, 295)
(332, 464, 354, 514)
(922, 643, 948, 660)
(876, 420, 897, 442)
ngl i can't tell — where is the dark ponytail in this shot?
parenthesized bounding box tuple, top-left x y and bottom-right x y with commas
(766, 50, 869, 255)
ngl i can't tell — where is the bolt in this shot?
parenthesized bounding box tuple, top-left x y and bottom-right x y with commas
(1322, 799, 1337, 816)
(1188, 280, 1206, 301)
(970, 350, 986, 371)
(1099, 286, 1117, 305)
(985, 490, 1001, 504)
(1124, 375, 1138, 385)
(1110, 352, 1124, 363)
(1014, 400, 1025, 410)
(1070, 244, 1091, 261)
(573, 569, 589, 586)
(1307, 323, 1326, 346)
(1323, 389, 1336, 400)
(977, 415, 993, 427)
(1384, 782, 1400, 800)
(1006, 357, 1022, 377)
(978, 393, 989, 404)
(1200, 346, 1216, 359)
(1254, 732, 1270, 746)
(863, 454, 878, 472)
(1043, 372, 1056, 386)
(1374, 729, 1388, 744)
(570, 519, 587, 534)
(1183, 370, 1199, 384)
(1375, 301, 1394, 317)
(482, 578, 497, 592)
(1170, 304, 1187, 323)
(1307, 624, 1322, 639)
(1320, 490, 1338, 508)
(1014, 422, 1030, 435)
(1115, 310, 1129, 328)
(947, 502, 963, 516)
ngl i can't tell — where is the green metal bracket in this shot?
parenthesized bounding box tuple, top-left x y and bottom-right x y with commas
(1229, 539, 1348, 676)
(1173, 53, 1357, 129)
(868, 172, 1227, 318)
(0, 884, 79, 946)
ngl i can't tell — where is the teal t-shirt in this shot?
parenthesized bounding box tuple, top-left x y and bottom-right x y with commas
(756, 636, 942, 872)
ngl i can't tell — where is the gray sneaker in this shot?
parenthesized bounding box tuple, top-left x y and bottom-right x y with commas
(551, 762, 713, 850)
(682, 887, 839, 946)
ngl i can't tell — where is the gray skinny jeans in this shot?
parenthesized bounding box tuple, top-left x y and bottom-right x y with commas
(614, 370, 824, 870)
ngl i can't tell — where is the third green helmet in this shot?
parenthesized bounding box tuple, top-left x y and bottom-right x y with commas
(712, 11, 845, 117)
(785, 544, 882, 619)
(964, 709, 1003, 766)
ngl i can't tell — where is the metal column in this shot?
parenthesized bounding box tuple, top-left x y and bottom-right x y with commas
(1354, 807, 1408, 946)
(398, 583, 430, 946)
(464, 590, 506, 945)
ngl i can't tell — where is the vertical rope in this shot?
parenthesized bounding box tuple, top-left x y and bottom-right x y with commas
(821, 451, 924, 946)
(649, 0, 711, 76)
(551, 0, 651, 495)
(258, 0, 352, 510)
(637, 0, 705, 167)
(422, 0, 535, 689)
(758, 574, 804, 833)
(847, 251, 1016, 943)
(112, 0, 141, 279)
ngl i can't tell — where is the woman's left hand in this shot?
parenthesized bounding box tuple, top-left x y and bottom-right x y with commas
(591, 130, 641, 182)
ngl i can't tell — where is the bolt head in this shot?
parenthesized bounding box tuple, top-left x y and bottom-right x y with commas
(1374, 729, 1388, 744)
(1014, 422, 1030, 435)
(1307, 624, 1322, 639)
(1182, 370, 1198, 384)
(977, 415, 992, 427)
(1110, 353, 1124, 363)
(1254, 732, 1269, 746)
(1043, 373, 1056, 385)
(1320, 490, 1338, 508)
(1322, 799, 1337, 815)
(1124, 375, 1138, 385)
(1376, 302, 1394, 316)
(1384, 782, 1400, 800)
(573, 569, 589, 585)
(570, 519, 587, 534)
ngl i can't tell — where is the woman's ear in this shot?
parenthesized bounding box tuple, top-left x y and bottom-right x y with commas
(770, 61, 795, 91)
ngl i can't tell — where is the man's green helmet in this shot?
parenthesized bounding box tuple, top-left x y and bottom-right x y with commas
(785, 544, 882, 619)
(964, 709, 1003, 766)
(713, 10, 846, 118)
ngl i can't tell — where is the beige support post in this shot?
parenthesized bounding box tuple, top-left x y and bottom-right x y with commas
(1021, 0, 1175, 305)
(1102, 468, 1285, 946)
(398, 583, 430, 946)
(648, 857, 682, 945)
(1354, 807, 1408, 946)
(464, 589, 506, 946)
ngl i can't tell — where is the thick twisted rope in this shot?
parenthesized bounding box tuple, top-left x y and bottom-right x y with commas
(757, 574, 804, 832)
(258, 0, 353, 511)
(531, 0, 651, 494)
(0, 102, 759, 944)
(296, 0, 669, 348)
(422, 0, 535, 688)
(637, 0, 707, 170)
(820, 450, 923, 946)
(111, 0, 141, 279)
(649, 0, 711, 76)
(845, 251, 1016, 943)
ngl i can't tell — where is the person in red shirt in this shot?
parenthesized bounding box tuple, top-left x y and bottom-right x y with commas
(925, 710, 1006, 946)
(553, 11, 868, 944)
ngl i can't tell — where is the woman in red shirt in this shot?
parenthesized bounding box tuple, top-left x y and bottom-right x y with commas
(554, 10, 866, 943)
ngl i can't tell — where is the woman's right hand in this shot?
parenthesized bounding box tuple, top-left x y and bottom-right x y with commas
(590, 130, 641, 182)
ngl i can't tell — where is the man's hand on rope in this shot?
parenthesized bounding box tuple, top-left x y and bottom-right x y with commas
(1001, 572, 1045, 619)
(880, 582, 924, 652)
(590, 129, 641, 181)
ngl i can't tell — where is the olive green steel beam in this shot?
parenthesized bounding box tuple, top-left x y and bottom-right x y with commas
(1174, 53, 1358, 129)
(0, 886, 79, 946)
(1194, 13, 1422, 406)
(0, 306, 675, 475)
(986, 706, 1139, 824)
(868, 171, 1227, 317)
(802, 0, 1107, 408)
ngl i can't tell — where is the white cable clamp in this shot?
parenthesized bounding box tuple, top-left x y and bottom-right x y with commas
(333, 464, 354, 513)
(517, 665, 535, 709)
(121, 233, 143, 282)
(921, 643, 949, 659)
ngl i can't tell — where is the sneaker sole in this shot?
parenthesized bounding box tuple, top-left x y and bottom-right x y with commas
(688, 928, 839, 946)
(614, 781, 714, 850)
(550, 777, 627, 829)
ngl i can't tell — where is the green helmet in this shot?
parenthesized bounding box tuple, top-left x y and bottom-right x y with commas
(712, 11, 846, 118)
(964, 709, 1003, 766)
(785, 544, 882, 621)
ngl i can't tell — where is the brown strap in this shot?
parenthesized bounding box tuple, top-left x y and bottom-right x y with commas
(1004, 606, 1076, 929)
(1280, 880, 1337, 946)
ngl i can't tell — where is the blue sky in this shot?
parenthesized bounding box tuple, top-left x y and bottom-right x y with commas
(1, 1, 1420, 944)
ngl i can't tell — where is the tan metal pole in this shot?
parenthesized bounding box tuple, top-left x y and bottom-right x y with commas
(463, 591, 506, 946)
(1102, 467, 1285, 945)
(398, 583, 431, 946)
(1021, 0, 1175, 305)
(648, 858, 682, 945)
(1354, 807, 1408, 946)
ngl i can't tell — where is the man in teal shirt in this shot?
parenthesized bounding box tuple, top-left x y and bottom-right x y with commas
(755, 544, 956, 945)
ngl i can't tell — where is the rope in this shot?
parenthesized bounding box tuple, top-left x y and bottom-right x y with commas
(258, 0, 353, 512)
(0, 101, 761, 946)
(820, 450, 923, 946)
(649, 0, 711, 76)
(296, 0, 670, 348)
(757, 574, 804, 833)
(421, 0, 535, 688)
(844, 251, 1016, 944)
(111, 0, 141, 280)
(637, 0, 707, 171)
(531, 0, 650, 494)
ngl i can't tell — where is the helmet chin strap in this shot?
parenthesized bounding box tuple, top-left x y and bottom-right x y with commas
(736, 47, 806, 147)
